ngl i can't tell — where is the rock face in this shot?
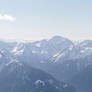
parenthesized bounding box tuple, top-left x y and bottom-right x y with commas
(0, 61, 76, 92)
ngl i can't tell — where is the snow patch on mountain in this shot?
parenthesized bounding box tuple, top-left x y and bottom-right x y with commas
(35, 80, 45, 86)
(35, 42, 41, 47)
(53, 52, 65, 62)
(32, 50, 37, 54)
(63, 83, 68, 88)
(41, 50, 48, 54)
(12, 43, 24, 55)
(0, 54, 2, 58)
(68, 45, 73, 51)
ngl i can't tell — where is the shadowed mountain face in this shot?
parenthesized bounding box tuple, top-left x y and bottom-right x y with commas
(0, 36, 92, 92)
(0, 61, 76, 92)
(70, 65, 92, 92)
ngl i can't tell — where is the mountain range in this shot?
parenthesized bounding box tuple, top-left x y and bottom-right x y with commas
(0, 35, 92, 92)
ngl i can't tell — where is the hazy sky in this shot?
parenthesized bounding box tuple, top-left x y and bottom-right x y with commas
(0, 0, 92, 41)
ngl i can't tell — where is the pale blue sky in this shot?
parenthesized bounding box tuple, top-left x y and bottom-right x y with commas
(0, 0, 92, 40)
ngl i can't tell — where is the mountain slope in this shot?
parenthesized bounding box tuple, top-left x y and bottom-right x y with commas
(70, 65, 92, 92)
(0, 60, 76, 92)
